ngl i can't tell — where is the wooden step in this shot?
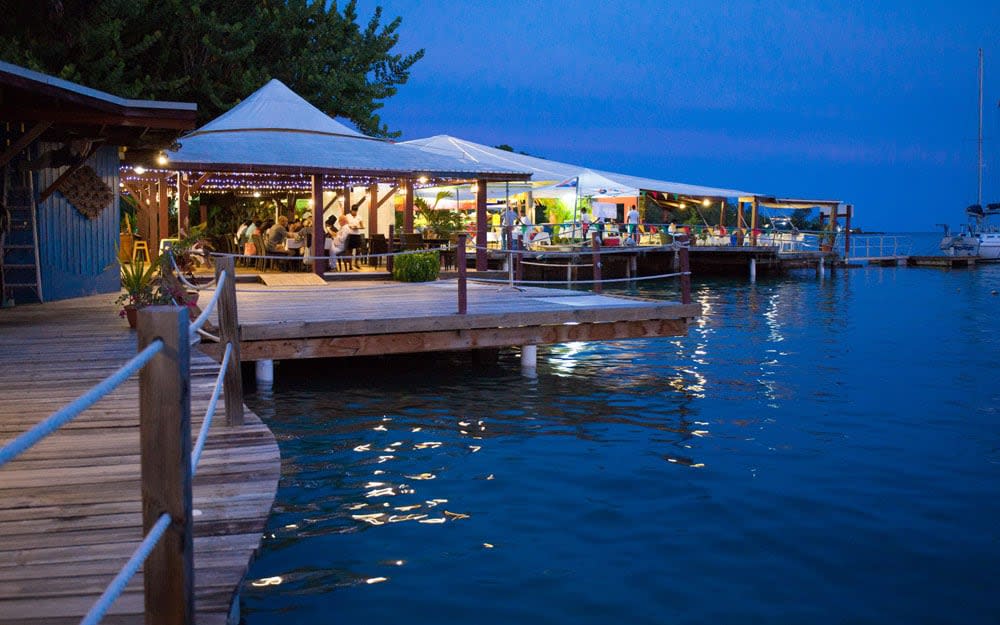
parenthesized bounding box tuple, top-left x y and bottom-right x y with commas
(3, 244, 35, 250)
(3, 263, 36, 269)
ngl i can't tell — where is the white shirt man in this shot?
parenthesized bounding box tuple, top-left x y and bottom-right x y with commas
(626, 205, 640, 236)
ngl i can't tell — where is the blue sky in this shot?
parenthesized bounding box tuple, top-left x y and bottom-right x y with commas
(355, 0, 999, 230)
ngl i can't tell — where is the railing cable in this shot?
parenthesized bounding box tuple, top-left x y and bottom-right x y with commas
(79, 513, 172, 625)
(0, 340, 164, 468)
(191, 341, 233, 474)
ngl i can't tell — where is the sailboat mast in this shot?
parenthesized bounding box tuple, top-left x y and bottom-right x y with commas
(977, 48, 983, 206)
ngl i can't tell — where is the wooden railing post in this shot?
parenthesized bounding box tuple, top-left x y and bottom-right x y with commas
(457, 234, 467, 314)
(387, 224, 395, 273)
(515, 237, 524, 283)
(137, 306, 194, 625)
(215, 256, 244, 426)
(590, 232, 602, 294)
(678, 235, 692, 305)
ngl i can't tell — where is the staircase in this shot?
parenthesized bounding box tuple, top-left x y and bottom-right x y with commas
(1, 165, 43, 305)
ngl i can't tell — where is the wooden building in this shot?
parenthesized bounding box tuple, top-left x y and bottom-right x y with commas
(0, 60, 196, 304)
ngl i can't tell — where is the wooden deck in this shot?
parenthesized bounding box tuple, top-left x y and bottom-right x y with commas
(0, 295, 281, 625)
(205, 279, 701, 362)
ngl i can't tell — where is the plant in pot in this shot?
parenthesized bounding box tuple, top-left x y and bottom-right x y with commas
(115, 259, 171, 328)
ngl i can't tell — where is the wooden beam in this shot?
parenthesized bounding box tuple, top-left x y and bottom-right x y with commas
(137, 306, 194, 625)
(404, 179, 414, 233)
(374, 185, 398, 209)
(237, 302, 700, 342)
(476, 179, 488, 271)
(36, 141, 104, 203)
(311, 174, 326, 276)
(225, 319, 688, 361)
(177, 173, 189, 236)
(158, 175, 169, 244)
(0, 121, 51, 168)
(186, 172, 211, 196)
(368, 184, 378, 236)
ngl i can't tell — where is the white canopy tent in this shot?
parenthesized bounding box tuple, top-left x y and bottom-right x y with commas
(168, 83, 529, 182)
(403, 134, 754, 198)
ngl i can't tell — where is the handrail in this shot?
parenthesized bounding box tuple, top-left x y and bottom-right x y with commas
(191, 341, 233, 474)
(0, 339, 164, 467)
(79, 512, 173, 625)
(190, 269, 227, 335)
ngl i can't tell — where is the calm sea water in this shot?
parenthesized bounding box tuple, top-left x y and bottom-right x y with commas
(240, 234, 1000, 625)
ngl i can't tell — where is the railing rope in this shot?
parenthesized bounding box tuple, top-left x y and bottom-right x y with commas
(214, 256, 243, 426)
(0, 340, 163, 467)
(79, 513, 173, 625)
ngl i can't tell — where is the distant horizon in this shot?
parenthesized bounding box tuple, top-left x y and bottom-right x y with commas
(354, 0, 999, 232)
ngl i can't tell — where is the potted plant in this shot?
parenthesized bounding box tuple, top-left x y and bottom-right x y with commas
(115, 259, 170, 328)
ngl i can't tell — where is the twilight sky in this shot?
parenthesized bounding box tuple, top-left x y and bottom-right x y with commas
(355, 0, 999, 230)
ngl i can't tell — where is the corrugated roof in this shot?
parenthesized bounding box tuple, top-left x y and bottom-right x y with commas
(0, 60, 196, 112)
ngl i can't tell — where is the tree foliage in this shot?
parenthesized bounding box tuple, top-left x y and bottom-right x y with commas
(0, 0, 423, 137)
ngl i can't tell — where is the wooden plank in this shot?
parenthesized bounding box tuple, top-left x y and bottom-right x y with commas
(0, 121, 52, 168)
(257, 273, 326, 287)
(233, 319, 687, 360)
(0, 295, 281, 625)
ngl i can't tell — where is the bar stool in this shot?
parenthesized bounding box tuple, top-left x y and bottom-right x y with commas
(132, 240, 150, 264)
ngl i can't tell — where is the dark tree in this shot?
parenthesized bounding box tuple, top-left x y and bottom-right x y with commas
(0, 0, 423, 137)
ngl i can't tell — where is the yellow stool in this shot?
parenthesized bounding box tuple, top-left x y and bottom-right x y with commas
(132, 240, 150, 264)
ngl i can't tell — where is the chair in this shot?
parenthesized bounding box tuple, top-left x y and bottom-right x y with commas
(401, 233, 425, 251)
(250, 234, 269, 271)
(131, 240, 150, 264)
(368, 234, 388, 268)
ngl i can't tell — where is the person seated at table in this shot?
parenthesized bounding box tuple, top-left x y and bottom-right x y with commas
(529, 226, 551, 246)
(324, 215, 351, 270)
(265, 216, 290, 253)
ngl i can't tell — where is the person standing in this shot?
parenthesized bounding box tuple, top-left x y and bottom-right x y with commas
(626, 204, 640, 237)
(501, 203, 518, 250)
(518, 209, 533, 246)
(580, 208, 592, 239)
(346, 204, 365, 269)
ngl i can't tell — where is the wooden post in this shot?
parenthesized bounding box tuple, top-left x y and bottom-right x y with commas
(719, 200, 725, 229)
(844, 204, 852, 256)
(215, 256, 243, 426)
(515, 237, 524, 283)
(404, 180, 414, 233)
(476, 179, 488, 272)
(177, 173, 189, 237)
(678, 235, 692, 304)
(342, 185, 351, 216)
(311, 174, 326, 276)
(457, 233, 467, 314)
(590, 232, 602, 294)
(367, 184, 378, 236)
(138, 306, 194, 625)
(387, 224, 395, 273)
(157, 176, 169, 248)
(750, 197, 759, 246)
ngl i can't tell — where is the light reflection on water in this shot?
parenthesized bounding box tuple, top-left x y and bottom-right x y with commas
(242, 258, 1000, 625)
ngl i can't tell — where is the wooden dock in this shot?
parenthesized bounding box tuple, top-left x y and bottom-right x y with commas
(906, 255, 978, 268)
(0, 295, 281, 625)
(202, 279, 700, 362)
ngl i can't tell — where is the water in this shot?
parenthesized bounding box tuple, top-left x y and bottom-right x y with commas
(240, 239, 1000, 625)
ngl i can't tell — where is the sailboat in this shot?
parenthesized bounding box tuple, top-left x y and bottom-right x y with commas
(940, 48, 1000, 259)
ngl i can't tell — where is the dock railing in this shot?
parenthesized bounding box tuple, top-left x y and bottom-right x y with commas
(0, 256, 242, 625)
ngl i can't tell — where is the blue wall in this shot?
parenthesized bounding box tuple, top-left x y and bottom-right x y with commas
(35, 145, 120, 301)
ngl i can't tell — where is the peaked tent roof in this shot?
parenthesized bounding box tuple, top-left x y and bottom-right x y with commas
(166, 81, 529, 181)
(402, 134, 755, 198)
(191, 79, 364, 138)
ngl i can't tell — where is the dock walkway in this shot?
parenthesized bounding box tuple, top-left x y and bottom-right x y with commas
(0, 295, 281, 625)
(212, 279, 701, 361)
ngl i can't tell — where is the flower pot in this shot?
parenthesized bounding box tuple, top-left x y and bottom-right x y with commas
(124, 305, 138, 329)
